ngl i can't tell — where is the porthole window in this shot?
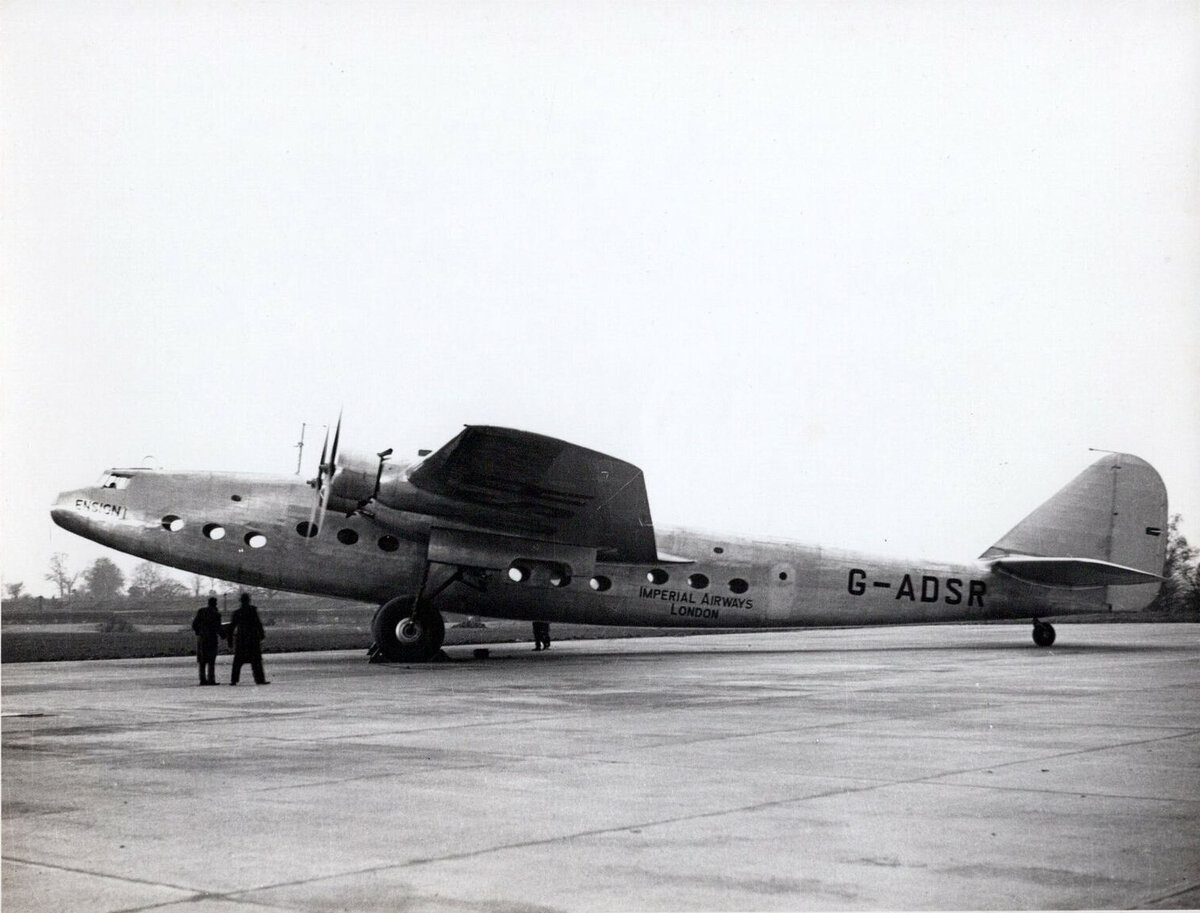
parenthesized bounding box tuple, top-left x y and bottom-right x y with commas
(296, 521, 318, 538)
(378, 535, 400, 552)
(245, 532, 267, 549)
(230, 495, 243, 502)
(550, 568, 571, 588)
(729, 578, 749, 594)
(779, 572, 789, 581)
(687, 573, 709, 589)
(647, 568, 669, 585)
(161, 515, 184, 532)
(713, 546, 724, 554)
(337, 528, 359, 545)
(203, 523, 226, 541)
(508, 562, 531, 583)
(589, 575, 612, 592)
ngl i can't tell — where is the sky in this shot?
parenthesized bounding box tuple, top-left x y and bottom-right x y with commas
(3, 1, 1198, 597)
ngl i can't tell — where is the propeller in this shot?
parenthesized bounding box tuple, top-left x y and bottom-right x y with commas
(304, 411, 395, 529)
(306, 411, 341, 538)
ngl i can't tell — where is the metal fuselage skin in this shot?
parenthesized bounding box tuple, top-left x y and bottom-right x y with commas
(51, 469, 1106, 628)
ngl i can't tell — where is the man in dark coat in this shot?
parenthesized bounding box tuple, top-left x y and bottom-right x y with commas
(191, 596, 222, 686)
(532, 621, 551, 651)
(228, 593, 270, 685)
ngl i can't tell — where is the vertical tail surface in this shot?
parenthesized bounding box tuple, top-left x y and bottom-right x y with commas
(981, 453, 1168, 611)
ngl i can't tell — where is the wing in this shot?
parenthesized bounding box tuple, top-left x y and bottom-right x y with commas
(395, 426, 658, 562)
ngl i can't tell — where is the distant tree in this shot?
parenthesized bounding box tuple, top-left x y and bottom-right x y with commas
(192, 574, 237, 596)
(82, 557, 126, 599)
(45, 553, 80, 599)
(232, 584, 275, 601)
(192, 574, 229, 597)
(4, 581, 25, 600)
(127, 562, 188, 598)
(1146, 514, 1200, 616)
(1185, 561, 1200, 616)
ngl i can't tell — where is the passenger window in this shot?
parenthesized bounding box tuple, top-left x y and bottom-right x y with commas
(100, 473, 132, 490)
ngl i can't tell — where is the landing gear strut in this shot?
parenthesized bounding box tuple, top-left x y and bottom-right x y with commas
(368, 558, 489, 663)
(371, 597, 446, 662)
(1032, 619, 1056, 648)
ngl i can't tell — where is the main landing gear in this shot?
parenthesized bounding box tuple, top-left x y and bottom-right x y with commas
(369, 562, 487, 663)
(370, 596, 446, 663)
(1032, 619, 1056, 648)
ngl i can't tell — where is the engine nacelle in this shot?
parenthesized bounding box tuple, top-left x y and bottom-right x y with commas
(328, 448, 383, 506)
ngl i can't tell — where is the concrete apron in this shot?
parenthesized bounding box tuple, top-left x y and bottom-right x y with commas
(3, 623, 1200, 911)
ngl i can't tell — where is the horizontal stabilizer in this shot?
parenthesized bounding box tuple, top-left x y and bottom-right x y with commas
(989, 556, 1164, 587)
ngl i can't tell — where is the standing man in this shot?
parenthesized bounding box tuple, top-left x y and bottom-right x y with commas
(191, 596, 222, 686)
(532, 621, 551, 652)
(228, 593, 270, 685)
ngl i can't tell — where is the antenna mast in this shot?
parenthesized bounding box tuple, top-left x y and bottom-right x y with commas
(295, 423, 307, 475)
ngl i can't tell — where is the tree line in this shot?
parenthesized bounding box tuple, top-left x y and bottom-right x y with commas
(3, 555, 274, 602)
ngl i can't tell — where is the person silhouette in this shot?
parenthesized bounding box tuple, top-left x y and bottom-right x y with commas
(191, 596, 221, 686)
(227, 593, 270, 685)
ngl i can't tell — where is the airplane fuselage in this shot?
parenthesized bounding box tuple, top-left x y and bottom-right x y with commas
(51, 468, 1108, 629)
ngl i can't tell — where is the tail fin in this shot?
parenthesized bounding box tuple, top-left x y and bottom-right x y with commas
(981, 453, 1168, 611)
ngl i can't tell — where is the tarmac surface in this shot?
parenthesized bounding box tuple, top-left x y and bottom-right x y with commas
(3, 623, 1199, 912)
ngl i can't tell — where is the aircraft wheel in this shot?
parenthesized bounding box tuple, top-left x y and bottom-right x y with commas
(372, 597, 445, 662)
(1032, 621, 1056, 648)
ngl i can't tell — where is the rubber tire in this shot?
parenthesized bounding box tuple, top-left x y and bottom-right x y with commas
(1032, 622, 1056, 648)
(372, 597, 446, 662)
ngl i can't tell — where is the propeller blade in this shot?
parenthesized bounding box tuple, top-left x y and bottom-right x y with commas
(329, 410, 342, 472)
(318, 412, 341, 533)
(317, 477, 331, 534)
(306, 426, 331, 539)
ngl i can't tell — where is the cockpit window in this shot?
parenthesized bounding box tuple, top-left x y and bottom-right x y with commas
(98, 472, 133, 490)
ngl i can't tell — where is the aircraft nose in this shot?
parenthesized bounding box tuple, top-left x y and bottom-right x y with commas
(50, 490, 87, 533)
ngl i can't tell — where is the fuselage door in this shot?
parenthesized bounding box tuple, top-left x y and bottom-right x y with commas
(768, 562, 796, 622)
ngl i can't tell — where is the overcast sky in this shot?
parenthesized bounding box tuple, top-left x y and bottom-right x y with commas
(3, 1, 1198, 597)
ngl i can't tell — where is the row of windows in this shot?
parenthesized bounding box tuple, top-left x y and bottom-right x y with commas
(161, 515, 403, 553)
(645, 567, 750, 594)
(506, 566, 752, 595)
(516, 570, 751, 595)
(162, 513, 763, 594)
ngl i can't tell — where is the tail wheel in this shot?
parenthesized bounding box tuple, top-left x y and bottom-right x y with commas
(1032, 621, 1056, 648)
(372, 597, 445, 662)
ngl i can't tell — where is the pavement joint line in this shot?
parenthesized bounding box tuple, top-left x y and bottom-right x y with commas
(439, 723, 1200, 786)
(1134, 878, 1200, 908)
(921, 727, 1200, 779)
(2, 854, 201, 898)
(172, 715, 1200, 796)
(225, 726, 1200, 897)
(219, 775, 963, 900)
(910, 778, 1200, 804)
(106, 893, 301, 913)
(245, 695, 1047, 750)
(256, 708, 1198, 763)
(251, 763, 498, 793)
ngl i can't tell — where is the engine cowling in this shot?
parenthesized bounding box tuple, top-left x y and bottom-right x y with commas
(327, 448, 382, 507)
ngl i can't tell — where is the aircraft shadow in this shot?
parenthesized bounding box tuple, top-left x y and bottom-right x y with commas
(430, 639, 1199, 664)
